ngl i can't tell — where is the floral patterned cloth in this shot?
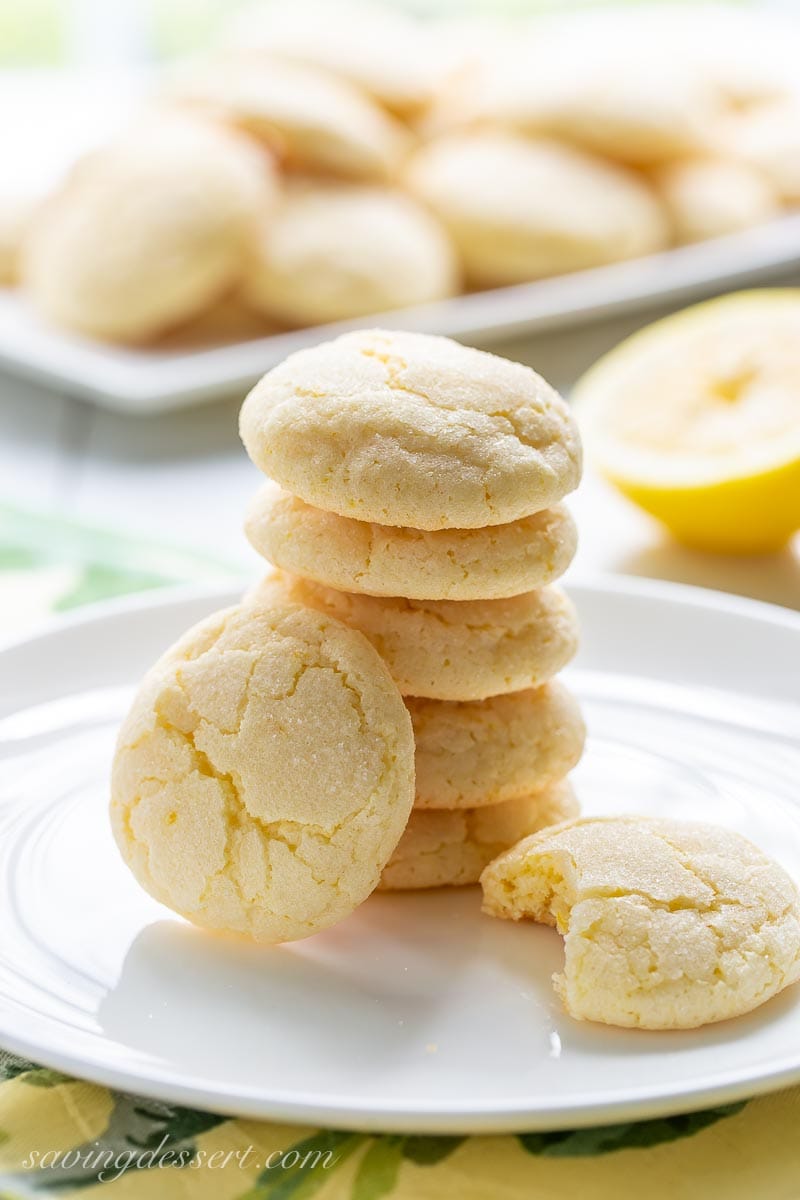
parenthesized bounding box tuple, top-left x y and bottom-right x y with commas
(1, 505, 798, 1199)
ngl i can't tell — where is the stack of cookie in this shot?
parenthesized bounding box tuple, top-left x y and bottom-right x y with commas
(240, 328, 585, 890)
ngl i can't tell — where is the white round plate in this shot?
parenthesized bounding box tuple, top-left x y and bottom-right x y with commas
(1, 578, 799, 1133)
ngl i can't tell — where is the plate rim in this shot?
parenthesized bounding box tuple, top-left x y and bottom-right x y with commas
(0, 1016, 799, 1134)
(1, 572, 799, 1132)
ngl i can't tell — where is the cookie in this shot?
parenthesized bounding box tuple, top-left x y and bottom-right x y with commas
(152, 292, 275, 351)
(726, 101, 800, 204)
(409, 682, 585, 809)
(438, 14, 722, 166)
(243, 181, 457, 327)
(379, 781, 578, 890)
(405, 133, 668, 288)
(110, 600, 415, 944)
(23, 115, 276, 343)
(245, 485, 577, 600)
(253, 572, 579, 701)
(655, 159, 777, 244)
(170, 57, 409, 181)
(239, 328, 581, 530)
(224, 0, 439, 117)
(481, 816, 800, 1029)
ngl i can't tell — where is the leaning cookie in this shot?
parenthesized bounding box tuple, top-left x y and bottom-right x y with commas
(252, 572, 579, 701)
(23, 115, 276, 342)
(404, 133, 668, 288)
(245, 485, 577, 600)
(240, 328, 581, 530)
(410, 682, 584, 809)
(243, 181, 457, 327)
(379, 781, 578, 890)
(111, 600, 415, 944)
(481, 816, 800, 1029)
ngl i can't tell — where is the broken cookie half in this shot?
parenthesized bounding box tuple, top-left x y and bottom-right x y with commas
(480, 816, 800, 1030)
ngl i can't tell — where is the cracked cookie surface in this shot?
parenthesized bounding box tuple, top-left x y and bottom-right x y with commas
(481, 816, 800, 1029)
(245, 484, 577, 600)
(380, 782, 577, 890)
(239, 328, 581, 530)
(110, 600, 415, 943)
(409, 682, 584, 809)
(252, 572, 579, 701)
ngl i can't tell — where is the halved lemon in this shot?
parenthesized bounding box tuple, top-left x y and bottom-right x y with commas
(572, 290, 800, 554)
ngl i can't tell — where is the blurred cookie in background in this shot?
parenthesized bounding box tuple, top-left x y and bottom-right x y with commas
(168, 55, 411, 181)
(23, 114, 277, 343)
(243, 179, 458, 327)
(654, 158, 779, 243)
(151, 291, 276, 350)
(405, 132, 668, 287)
(426, 12, 723, 166)
(222, 0, 440, 119)
(724, 101, 800, 206)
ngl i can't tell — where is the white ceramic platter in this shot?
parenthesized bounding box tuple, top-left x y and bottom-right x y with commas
(3, 215, 800, 412)
(0, 577, 799, 1132)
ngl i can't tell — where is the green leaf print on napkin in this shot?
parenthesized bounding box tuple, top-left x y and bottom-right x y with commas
(0, 1054, 68, 1089)
(517, 1101, 747, 1157)
(239, 1130, 365, 1199)
(0, 504, 240, 617)
(351, 1137, 404, 1200)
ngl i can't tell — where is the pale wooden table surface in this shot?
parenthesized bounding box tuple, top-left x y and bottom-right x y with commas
(2, 305, 798, 610)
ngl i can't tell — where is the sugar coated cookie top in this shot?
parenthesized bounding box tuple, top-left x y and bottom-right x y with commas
(240, 328, 581, 530)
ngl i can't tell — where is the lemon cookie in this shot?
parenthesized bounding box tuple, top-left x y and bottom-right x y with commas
(243, 181, 457, 327)
(111, 600, 415, 944)
(224, 0, 439, 117)
(240, 328, 581, 530)
(253, 573, 579, 701)
(380, 782, 578, 890)
(405, 133, 668, 288)
(481, 816, 800, 1029)
(452, 46, 720, 166)
(409, 682, 584, 810)
(726, 101, 800, 204)
(245, 485, 577, 600)
(655, 159, 777, 244)
(170, 57, 409, 181)
(24, 116, 276, 343)
(153, 292, 275, 351)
